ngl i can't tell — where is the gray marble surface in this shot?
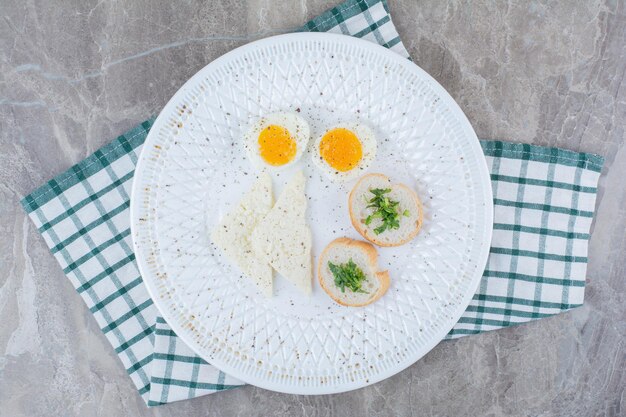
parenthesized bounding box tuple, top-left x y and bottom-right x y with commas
(1, 0, 624, 416)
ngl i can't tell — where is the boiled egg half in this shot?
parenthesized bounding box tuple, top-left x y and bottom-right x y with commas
(313, 123, 377, 181)
(245, 113, 310, 171)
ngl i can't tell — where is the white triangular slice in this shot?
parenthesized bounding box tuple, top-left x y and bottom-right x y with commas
(211, 173, 274, 297)
(251, 171, 312, 294)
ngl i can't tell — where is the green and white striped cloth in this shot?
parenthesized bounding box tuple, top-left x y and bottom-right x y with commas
(20, 0, 604, 406)
(448, 141, 602, 338)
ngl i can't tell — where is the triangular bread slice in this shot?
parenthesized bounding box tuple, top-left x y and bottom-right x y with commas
(250, 171, 312, 294)
(211, 173, 274, 297)
(318, 237, 390, 307)
(349, 173, 423, 247)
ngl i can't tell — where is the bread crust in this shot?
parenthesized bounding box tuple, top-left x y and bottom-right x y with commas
(348, 173, 423, 247)
(318, 237, 390, 307)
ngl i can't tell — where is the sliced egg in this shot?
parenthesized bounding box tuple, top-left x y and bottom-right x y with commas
(245, 113, 310, 171)
(312, 123, 377, 181)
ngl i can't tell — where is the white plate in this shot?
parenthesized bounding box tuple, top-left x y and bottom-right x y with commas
(131, 33, 493, 395)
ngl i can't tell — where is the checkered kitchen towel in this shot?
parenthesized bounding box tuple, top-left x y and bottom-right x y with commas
(20, 0, 604, 407)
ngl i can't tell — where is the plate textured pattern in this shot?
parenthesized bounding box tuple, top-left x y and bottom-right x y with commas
(131, 34, 492, 394)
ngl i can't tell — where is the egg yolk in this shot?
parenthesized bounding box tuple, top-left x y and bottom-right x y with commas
(319, 128, 363, 172)
(258, 125, 297, 166)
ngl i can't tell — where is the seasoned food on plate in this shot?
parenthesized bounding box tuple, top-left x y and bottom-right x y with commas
(245, 112, 310, 170)
(312, 122, 376, 181)
(251, 171, 313, 295)
(211, 173, 274, 297)
(318, 237, 389, 307)
(349, 173, 423, 247)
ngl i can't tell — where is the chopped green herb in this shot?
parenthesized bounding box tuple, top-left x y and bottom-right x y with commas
(364, 188, 408, 234)
(328, 259, 368, 294)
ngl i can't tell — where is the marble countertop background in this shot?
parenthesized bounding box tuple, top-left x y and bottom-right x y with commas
(1, 1, 624, 416)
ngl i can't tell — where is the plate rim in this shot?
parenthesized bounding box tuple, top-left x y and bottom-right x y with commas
(130, 32, 494, 395)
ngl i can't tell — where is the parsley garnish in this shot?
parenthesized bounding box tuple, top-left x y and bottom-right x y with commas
(364, 188, 410, 234)
(328, 259, 368, 293)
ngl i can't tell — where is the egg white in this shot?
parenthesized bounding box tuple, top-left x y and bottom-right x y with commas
(312, 122, 377, 181)
(244, 112, 310, 171)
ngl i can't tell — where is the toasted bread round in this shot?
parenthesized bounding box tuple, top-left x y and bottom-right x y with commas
(348, 173, 423, 247)
(318, 237, 390, 307)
